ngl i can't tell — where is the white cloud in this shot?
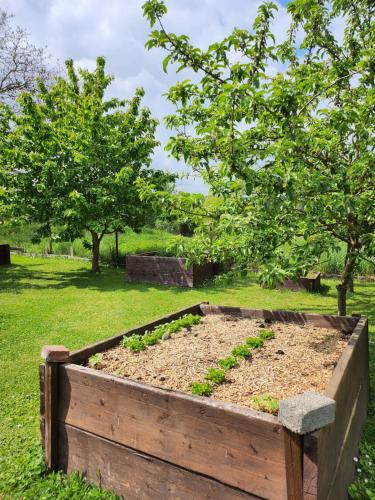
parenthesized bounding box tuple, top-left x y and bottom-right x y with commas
(3, 0, 292, 193)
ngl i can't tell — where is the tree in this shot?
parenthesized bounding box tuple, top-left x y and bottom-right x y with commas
(9, 57, 167, 272)
(0, 10, 52, 104)
(142, 0, 375, 315)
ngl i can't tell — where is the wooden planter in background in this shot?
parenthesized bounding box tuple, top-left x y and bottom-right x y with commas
(40, 303, 369, 500)
(126, 253, 215, 287)
(0, 244, 11, 265)
(279, 272, 321, 292)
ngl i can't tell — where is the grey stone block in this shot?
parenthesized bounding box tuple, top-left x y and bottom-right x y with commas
(278, 391, 336, 435)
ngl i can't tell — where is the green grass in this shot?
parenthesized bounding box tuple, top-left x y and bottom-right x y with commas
(0, 255, 374, 498)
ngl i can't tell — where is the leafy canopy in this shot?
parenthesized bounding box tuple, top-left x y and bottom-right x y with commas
(142, 0, 375, 312)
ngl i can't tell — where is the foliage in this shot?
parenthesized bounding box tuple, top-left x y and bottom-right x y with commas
(88, 353, 103, 368)
(205, 368, 226, 384)
(245, 337, 264, 349)
(142, 0, 375, 314)
(191, 381, 213, 397)
(252, 394, 279, 415)
(217, 356, 237, 371)
(259, 329, 275, 341)
(121, 334, 146, 353)
(232, 345, 252, 359)
(1, 255, 375, 498)
(120, 313, 201, 352)
(348, 442, 375, 499)
(7, 56, 172, 272)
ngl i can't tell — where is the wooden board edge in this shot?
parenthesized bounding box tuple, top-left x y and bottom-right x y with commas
(200, 304, 358, 330)
(325, 316, 368, 399)
(58, 423, 259, 499)
(60, 362, 280, 427)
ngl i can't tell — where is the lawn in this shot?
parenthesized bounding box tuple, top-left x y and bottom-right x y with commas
(0, 255, 374, 498)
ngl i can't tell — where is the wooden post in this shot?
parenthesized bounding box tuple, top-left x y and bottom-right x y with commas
(283, 428, 304, 500)
(40, 345, 70, 471)
(279, 391, 336, 500)
(115, 231, 119, 263)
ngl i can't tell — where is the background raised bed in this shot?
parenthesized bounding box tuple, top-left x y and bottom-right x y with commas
(279, 272, 321, 292)
(126, 253, 215, 287)
(40, 303, 369, 499)
(0, 244, 11, 265)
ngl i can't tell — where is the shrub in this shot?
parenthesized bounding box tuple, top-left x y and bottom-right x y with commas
(191, 382, 213, 396)
(206, 368, 226, 384)
(217, 356, 237, 370)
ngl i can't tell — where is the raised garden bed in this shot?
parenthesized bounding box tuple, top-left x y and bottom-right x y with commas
(40, 303, 369, 499)
(279, 272, 321, 292)
(0, 244, 11, 265)
(126, 253, 215, 287)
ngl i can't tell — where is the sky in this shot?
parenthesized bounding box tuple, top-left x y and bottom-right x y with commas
(1, 0, 340, 193)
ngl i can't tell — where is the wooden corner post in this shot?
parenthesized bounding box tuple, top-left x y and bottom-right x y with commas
(278, 391, 336, 500)
(40, 345, 70, 471)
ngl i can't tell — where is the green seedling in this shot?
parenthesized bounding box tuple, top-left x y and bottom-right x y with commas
(143, 332, 161, 346)
(121, 334, 145, 352)
(252, 394, 279, 415)
(191, 381, 213, 397)
(259, 329, 275, 341)
(245, 337, 264, 349)
(88, 353, 103, 368)
(217, 356, 237, 370)
(232, 344, 252, 359)
(206, 368, 226, 384)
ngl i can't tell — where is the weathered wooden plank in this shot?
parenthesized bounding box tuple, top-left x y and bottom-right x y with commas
(200, 304, 358, 331)
(58, 423, 259, 500)
(39, 364, 46, 454)
(43, 362, 59, 470)
(68, 302, 206, 365)
(303, 434, 318, 499)
(317, 317, 369, 499)
(126, 254, 215, 288)
(283, 428, 303, 500)
(58, 364, 287, 499)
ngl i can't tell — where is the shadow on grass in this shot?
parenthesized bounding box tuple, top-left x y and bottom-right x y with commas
(0, 262, 258, 297)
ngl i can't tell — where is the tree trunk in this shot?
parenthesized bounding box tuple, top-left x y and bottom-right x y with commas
(347, 275, 354, 293)
(115, 231, 119, 264)
(48, 239, 53, 255)
(91, 231, 101, 273)
(337, 247, 357, 316)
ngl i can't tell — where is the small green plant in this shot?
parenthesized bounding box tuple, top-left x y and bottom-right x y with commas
(88, 353, 103, 368)
(217, 356, 237, 370)
(191, 381, 213, 396)
(232, 344, 252, 359)
(121, 334, 146, 352)
(120, 314, 202, 353)
(245, 337, 264, 349)
(206, 368, 226, 384)
(143, 332, 161, 346)
(252, 394, 279, 415)
(259, 329, 275, 341)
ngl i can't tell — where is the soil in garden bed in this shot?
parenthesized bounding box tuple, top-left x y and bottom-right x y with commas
(92, 315, 348, 414)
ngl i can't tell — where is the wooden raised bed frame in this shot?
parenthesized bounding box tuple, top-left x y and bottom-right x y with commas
(279, 272, 321, 292)
(40, 303, 369, 500)
(0, 244, 11, 265)
(126, 253, 215, 287)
